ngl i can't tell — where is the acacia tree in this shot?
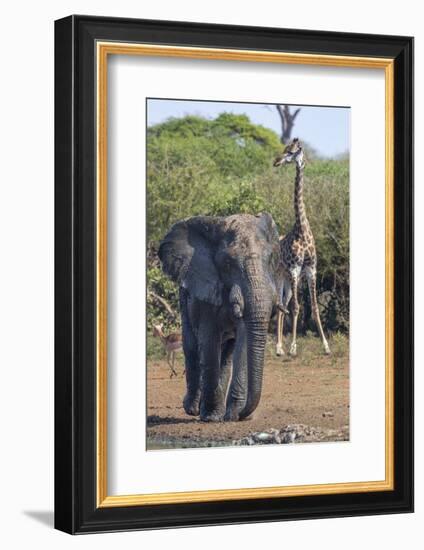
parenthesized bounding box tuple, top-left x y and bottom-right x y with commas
(276, 105, 301, 144)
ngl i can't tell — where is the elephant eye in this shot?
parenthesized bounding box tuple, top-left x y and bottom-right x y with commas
(222, 259, 232, 272)
(217, 254, 233, 274)
(216, 249, 235, 274)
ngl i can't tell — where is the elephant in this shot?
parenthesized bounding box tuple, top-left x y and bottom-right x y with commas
(158, 212, 282, 422)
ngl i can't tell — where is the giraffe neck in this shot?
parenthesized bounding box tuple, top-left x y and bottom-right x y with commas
(294, 163, 309, 234)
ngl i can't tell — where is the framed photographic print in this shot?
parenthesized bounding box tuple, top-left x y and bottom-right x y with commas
(54, 15, 413, 534)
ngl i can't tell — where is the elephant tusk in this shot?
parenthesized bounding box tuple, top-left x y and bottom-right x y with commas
(232, 304, 243, 318)
(229, 284, 244, 319)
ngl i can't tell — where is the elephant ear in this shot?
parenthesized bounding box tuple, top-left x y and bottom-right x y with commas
(256, 212, 280, 243)
(158, 217, 223, 306)
(256, 212, 281, 274)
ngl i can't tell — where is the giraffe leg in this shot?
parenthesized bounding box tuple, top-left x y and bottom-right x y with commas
(276, 311, 285, 356)
(276, 279, 292, 357)
(289, 271, 300, 356)
(305, 266, 331, 354)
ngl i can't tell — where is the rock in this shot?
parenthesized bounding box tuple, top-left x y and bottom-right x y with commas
(253, 429, 281, 444)
(281, 430, 297, 444)
(232, 423, 349, 446)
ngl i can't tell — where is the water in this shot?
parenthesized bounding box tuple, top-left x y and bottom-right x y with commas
(146, 437, 233, 451)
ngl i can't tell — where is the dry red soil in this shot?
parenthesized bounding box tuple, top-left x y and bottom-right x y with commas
(146, 335, 349, 449)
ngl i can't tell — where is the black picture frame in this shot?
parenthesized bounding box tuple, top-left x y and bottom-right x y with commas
(55, 14, 414, 534)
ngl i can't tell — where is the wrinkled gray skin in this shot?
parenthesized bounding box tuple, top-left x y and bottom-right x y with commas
(158, 213, 282, 422)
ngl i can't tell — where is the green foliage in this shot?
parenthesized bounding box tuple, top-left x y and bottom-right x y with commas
(146, 332, 167, 361)
(207, 180, 266, 217)
(147, 113, 282, 243)
(147, 265, 180, 332)
(146, 113, 350, 339)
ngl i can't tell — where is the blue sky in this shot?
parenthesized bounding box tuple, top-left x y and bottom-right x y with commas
(147, 99, 350, 158)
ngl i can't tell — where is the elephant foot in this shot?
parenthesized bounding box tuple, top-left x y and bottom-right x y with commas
(224, 399, 246, 422)
(199, 399, 225, 422)
(200, 410, 224, 422)
(199, 386, 225, 422)
(224, 409, 240, 422)
(183, 394, 200, 416)
(224, 411, 243, 422)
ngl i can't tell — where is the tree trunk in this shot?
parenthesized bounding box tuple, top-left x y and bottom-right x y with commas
(276, 105, 301, 144)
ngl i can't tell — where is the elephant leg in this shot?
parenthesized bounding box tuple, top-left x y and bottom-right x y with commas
(198, 316, 225, 422)
(219, 338, 235, 401)
(180, 290, 200, 416)
(224, 323, 247, 421)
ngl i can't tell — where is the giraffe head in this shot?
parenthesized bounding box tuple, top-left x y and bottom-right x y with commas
(273, 138, 305, 168)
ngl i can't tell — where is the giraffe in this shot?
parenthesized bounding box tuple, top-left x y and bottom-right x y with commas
(273, 138, 330, 357)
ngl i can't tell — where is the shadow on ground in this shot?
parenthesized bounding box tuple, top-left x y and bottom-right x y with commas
(23, 510, 54, 528)
(147, 414, 197, 426)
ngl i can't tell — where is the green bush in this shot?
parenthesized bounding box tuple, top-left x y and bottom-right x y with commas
(146, 113, 282, 243)
(147, 265, 180, 332)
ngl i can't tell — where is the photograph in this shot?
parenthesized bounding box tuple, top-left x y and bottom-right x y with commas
(146, 98, 350, 450)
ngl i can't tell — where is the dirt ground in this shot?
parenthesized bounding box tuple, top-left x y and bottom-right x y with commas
(146, 334, 349, 449)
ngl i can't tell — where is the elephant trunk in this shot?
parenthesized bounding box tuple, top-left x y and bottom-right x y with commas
(238, 264, 273, 420)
